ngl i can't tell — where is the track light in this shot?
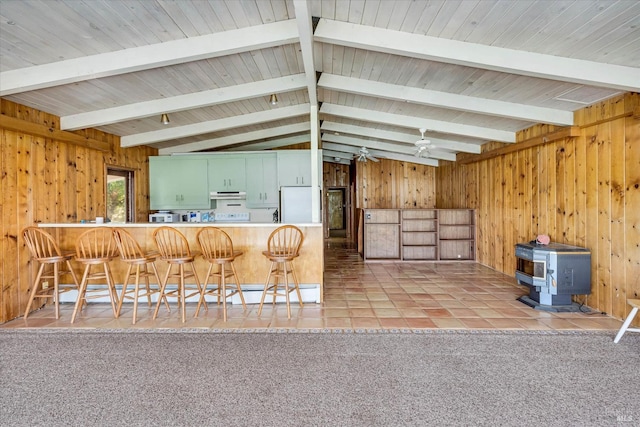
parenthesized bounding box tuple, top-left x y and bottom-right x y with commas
(269, 94, 278, 105)
(160, 113, 170, 125)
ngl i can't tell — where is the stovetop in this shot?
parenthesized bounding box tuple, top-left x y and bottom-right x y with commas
(214, 212, 250, 222)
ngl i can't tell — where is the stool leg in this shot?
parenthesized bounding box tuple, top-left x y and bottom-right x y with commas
(24, 263, 46, 319)
(153, 265, 172, 319)
(195, 263, 213, 317)
(289, 261, 304, 308)
(117, 264, 133, 318)
(283, 262, 291, 319)
(104, 263, 118, 317)
(179, 265, 186, 323)
(258, 261, 276, 316)
(132, 265, 142, 325)
(71, 265, 91, 323)
(230, 262, 246, 309)
(614, 307, 639, 343)
(151, 263, 169, 311)
(53, 262, 61, 319)
(221, 264, 228, 322)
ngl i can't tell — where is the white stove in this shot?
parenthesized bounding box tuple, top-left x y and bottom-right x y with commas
(214, 212, 250, 222)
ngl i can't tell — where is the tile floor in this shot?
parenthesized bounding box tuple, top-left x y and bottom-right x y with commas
(0, 238, 623, 332)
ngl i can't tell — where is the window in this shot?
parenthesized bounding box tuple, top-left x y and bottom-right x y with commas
(106, 167, 134, 223)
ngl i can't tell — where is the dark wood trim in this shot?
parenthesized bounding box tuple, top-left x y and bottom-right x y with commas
(0, 114, 111, 152)
(457, 126, 580, 165)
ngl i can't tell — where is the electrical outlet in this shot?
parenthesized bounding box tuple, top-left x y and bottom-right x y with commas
(42, 281, 49, 289)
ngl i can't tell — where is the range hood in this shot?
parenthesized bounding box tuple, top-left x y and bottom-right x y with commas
(210, 191, 246, 200)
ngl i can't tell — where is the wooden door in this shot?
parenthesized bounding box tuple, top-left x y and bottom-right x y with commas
(327, 189, 344, 230)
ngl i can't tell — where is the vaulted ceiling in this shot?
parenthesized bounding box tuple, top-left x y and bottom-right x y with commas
(1, 0, 639, 167)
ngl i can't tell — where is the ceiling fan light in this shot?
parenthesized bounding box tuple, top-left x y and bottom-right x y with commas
(160, 113, 170, 125)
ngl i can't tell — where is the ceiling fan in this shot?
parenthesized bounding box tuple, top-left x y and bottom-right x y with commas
(414, 128, 434, 158)
(355, 147, 379, 163)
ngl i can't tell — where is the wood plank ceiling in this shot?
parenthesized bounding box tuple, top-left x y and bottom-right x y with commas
(1, 0, 639, 167)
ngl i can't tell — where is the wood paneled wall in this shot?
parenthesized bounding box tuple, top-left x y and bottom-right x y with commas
(0, 100, 157, 323)
(355, 159, 436, 209)
(436, 93, 640, 323)
(323, 163, 350, 188)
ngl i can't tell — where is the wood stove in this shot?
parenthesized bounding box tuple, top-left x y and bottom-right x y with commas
(515, 242, 591, 310)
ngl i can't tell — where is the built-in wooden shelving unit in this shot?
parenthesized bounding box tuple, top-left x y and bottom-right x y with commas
(364, 209, 475, 261)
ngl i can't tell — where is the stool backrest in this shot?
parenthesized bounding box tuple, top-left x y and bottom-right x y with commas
(22, 227, 64, 260)
(112, 228, 145, 261)
(153, 226, 193, 260)
(267, 225, 303, 257)
(75, 228, 119, 260)
(197, 227, 235, 260)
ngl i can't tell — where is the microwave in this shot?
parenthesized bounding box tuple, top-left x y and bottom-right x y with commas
(149, 213, 180, 223)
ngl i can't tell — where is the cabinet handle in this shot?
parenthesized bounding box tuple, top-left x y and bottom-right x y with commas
(176, 194, 179, 202)
(301, 177, 304, 184)
(296, 177, 299, 184)
(229, 178, 232, 186)
(264, 192, 267, 200)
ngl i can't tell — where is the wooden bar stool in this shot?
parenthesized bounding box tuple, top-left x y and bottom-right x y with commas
(71, 228, 120, 323)
(195, 227, 246, 322)
(258, 225, 304, 319)
(22, 227, 80, 319)
(112, 228, 169, 324)
(614, 299, 640, 343)
(152, 226, 204, 323)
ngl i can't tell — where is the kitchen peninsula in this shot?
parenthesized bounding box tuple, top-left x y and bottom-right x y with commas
(38, 222, 323, 304)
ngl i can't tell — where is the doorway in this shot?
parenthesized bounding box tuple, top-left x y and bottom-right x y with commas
(106, 167, 134, 223)
(327, 188, 347, 238)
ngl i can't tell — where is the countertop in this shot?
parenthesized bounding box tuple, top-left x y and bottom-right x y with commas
(37, 222, 322, 228)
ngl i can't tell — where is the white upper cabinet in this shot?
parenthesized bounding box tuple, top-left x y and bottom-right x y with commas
(208, 155, 246, 192)
(149, 157, 209, 210)
(245, 153, 278, 208)
(277, 150, 312, 187)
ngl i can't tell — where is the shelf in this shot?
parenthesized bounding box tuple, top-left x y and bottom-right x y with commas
(403, 246, 437, 260)
(365, 209, 475, 262)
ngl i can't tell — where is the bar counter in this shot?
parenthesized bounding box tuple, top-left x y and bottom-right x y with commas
(38, 222, 324, 303)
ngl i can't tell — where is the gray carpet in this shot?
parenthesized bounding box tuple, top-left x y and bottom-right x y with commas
(1, 330, 638, 427)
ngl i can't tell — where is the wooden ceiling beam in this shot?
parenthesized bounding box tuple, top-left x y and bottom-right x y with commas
(62, 75, 308, 131)
(320, 103, 515, 143)
(0, 20, 299, 96)
(293, 0, 318, 106)
(160, 122, 311, 154)
(322, 141, 439, 167)
(318, 74, 574, 126)
(121, 104, 310, 147)
(320, 121, 483, 153)
(315, 19, 640, 92)
(322, 133, 456, 161)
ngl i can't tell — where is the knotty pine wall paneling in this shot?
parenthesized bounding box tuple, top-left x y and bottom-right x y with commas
(436, 93, 640, 323)
(0, 100, 157, 323)
(355, 159, 436, 209)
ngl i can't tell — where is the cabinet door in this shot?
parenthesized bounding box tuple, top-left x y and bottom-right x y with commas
(365, 224, 400, 259)
(278, 151, 311, 187)
(261, 154, 278, 207)
(208, 157, 246, 191)
(149, 157, 209, 210)
(246, 154, 278, 208)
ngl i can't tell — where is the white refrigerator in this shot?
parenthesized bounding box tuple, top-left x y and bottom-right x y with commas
(280, 186, 317, 223)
